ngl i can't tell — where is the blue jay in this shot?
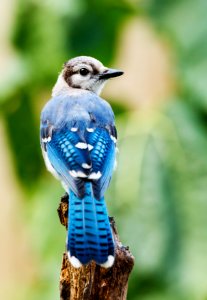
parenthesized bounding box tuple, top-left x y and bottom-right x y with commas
(40, 56, 123, 268)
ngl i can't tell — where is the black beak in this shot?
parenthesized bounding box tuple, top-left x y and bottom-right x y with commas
(99, 68, 124, 80)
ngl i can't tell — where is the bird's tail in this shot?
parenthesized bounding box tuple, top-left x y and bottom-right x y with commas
(67, 182, 114, 268)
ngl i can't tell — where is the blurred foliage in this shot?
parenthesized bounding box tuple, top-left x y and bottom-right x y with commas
(1, 0, 207, 299)
(110, 0, 207, 299)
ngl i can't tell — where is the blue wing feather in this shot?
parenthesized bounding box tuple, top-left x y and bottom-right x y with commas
(44, 128, 91, 198)
(87, 128, 116, 199)
(46, 141, 84, 197)
(42, 125, 116, 200)
(50, 129, 91, 170)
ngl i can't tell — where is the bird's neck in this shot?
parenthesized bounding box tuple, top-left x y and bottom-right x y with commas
(52, 73, 97, 98)
(52, 73, 105, 97)
(52, 73, 78, 97)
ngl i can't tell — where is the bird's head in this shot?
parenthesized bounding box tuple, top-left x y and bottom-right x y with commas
(53, 56, 123, 96)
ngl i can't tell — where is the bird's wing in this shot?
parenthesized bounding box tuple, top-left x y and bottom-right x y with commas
(41, 122, 92, 198)
(85, 125, 117, 199)
(41, 121, 117, 199)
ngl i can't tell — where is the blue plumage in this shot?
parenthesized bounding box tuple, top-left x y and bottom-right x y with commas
(68, 183, 114, 265)
(40, 56, 123, 268)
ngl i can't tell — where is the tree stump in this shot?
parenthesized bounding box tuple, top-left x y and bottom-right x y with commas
(57, 194, 134, 300)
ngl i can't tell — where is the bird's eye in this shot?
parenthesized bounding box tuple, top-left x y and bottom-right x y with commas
(79, 68, 89, 76)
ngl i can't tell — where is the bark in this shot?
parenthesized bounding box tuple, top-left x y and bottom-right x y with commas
(57, 194, 134, 300)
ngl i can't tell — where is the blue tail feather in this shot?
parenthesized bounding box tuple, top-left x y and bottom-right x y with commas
(67, 182, 114, 266)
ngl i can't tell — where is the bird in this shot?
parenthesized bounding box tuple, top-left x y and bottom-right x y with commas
(40, 56, 123, 268)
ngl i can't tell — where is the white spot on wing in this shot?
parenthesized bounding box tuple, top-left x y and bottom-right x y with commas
(71, 127, 78, 132)
(67, 252, 82, 268)
(42, 136, 51, 143)
(75, 142, 88, 149)
(110, 135, 117, 143)
(69, 170, 77, 177)
(69, 170, 87, 178)
(100, 255, 115, 268)
(88, 144, 94, 151)
(88, 171, 102, 180)
(86, 128, 94, 132)
(82, 163, 92, 169)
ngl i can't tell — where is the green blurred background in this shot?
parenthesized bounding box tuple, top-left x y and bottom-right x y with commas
(1, 0, 207, 299)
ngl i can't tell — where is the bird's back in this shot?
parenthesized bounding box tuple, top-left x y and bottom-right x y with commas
(41, 92, 115, 131)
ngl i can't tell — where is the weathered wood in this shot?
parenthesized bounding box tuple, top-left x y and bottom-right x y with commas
(58, 194, 134, 300)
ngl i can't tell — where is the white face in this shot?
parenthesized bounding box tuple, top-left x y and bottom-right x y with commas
(52, 56, 123, 97)
(68, 62, 107, 95)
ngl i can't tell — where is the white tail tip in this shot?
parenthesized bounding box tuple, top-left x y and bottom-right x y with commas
(100, 255, 115, 268)
(67, 252, 82, 268)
